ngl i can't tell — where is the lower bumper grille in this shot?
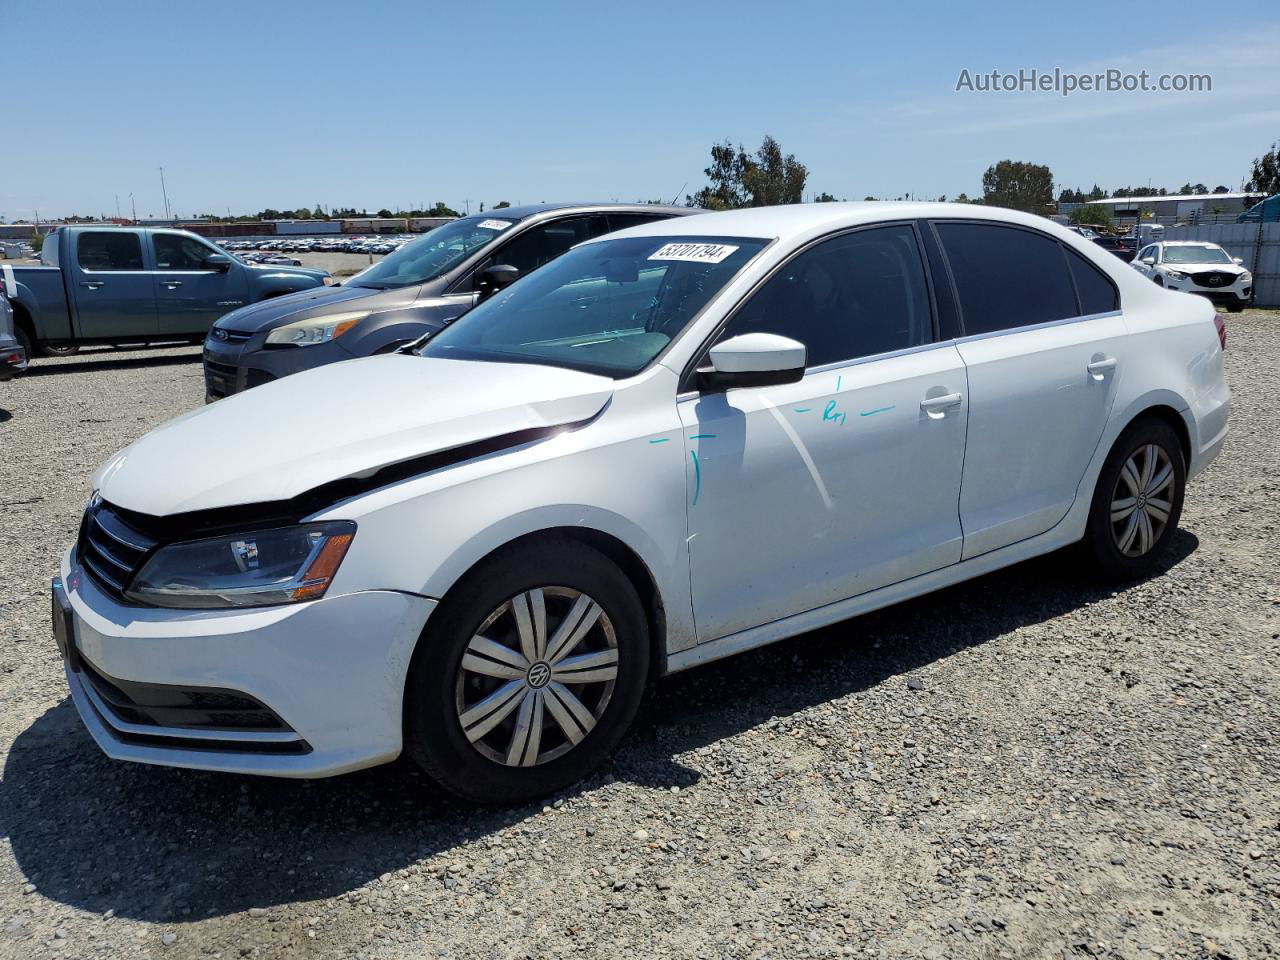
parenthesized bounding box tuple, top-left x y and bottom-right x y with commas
(77, 657, 310, 755)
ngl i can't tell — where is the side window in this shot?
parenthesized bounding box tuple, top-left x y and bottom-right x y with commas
(935, 222, 1077, 335)
(77, 232, 143, 271)
(607, 213, 670, 232)
(1065, 248, 1119, 315)
(493, 216, 609, 276)
(1137, 245, 1154, 262)
(154, 233, 216, 270)
(720, 224, 933, 367)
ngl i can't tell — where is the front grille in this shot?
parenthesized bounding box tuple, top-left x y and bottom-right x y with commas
(1190, 270, 1236, 287)
(204, 358, 241, 399)
(204, 358, 238, 378)
(80, 657, 289, 732)
(214, 329, 253, 344)
(244, 369, 276, 389)
(77, 500, 156, 601)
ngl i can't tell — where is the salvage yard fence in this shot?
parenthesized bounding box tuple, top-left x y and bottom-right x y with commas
(1163, 222, 1280, 308)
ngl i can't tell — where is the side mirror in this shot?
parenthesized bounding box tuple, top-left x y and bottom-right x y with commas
(1233, 257, 1244, 265)
(476, 264, 520, 300)
(204, 253, 232, 272)
(1140, 257, 1155, 266)
(696, 333, 806, 392)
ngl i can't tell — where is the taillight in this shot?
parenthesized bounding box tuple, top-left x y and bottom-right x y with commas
(1213, 313, 1227, 351)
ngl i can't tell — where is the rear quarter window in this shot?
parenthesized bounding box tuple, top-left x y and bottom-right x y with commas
(1065, 247, 1119, 315)
(77, 232, 144, 271)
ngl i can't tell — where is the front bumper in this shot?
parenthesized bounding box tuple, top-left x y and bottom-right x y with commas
(59, 552, 436, 777)
(203, 335, 356, 401)
(1164, 278, 1251, 304)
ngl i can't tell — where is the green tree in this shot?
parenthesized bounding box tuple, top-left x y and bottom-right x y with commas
(376, 208, 394, 218)
(29, 233, 44, 254)
(1243, 139, 1280, 195)
(981, 160, 1053, 213)
(1069, 204, 1112, 228)
(494, 200, 511, 209)
(688, 135, 808, 209)
(814, 191, 838, 203)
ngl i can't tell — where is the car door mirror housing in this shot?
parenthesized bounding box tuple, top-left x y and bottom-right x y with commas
(204, 253, 232, 272)
(1141, 257, 1155, 266)
(476, 264, 520, 300)
(1233, 256, 1244, 265)
(697, 333, 807, 392)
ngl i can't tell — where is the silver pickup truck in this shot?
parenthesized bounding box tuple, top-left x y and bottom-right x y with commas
(3, 225, 329, 360)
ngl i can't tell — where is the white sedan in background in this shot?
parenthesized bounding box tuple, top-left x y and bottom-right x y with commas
(55, 203, 1229, 804)
(1132, 241, 1252, 312)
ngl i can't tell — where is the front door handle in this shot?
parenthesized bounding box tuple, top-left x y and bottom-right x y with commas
(920, 392, 963, 418)
(1087, 357, 1118, 379)
(160, 280, 184, 289)
(79, 280, 105, 290)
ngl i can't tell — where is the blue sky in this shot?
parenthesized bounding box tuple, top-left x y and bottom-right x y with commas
(5, 0, 1278, 220)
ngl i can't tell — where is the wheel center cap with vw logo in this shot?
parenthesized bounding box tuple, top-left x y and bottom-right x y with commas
(526, 661, 552, 688)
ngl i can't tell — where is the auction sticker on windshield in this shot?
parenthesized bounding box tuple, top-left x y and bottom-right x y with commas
(476, 219, 513, 231)
(648, 242, 739, 264)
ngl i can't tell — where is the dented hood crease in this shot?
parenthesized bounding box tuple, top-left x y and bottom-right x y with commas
(94, 355, 614, 516)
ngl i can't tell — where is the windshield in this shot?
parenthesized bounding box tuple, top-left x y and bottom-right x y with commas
(348, 216, 519, 289)
(1164, 245, 1232, 265)
(421, 235, 770, 377)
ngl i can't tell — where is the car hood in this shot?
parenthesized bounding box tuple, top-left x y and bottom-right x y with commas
(214, 282, 418, 334)
(1163, 262, 1247, 274)
(94, 355, 614, 516)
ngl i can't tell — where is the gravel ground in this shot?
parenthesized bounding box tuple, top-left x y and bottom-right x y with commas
(0, 312, 1277, 960)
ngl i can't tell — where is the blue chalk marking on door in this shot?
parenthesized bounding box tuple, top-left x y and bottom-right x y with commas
(835, 375, 842, 391)
(859, 405, 896, 417)
(690, 450, 702, 505)
(689, 433, 717, 439)
(648, 437, 670, 444)
(822, 400, 847, 425)
(793, 407, 811, 413)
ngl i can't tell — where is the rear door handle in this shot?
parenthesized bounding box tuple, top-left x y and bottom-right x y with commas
(79, 280, 105, 290)
(920, 392, 963, 417)
(1087, 357, 1118, 378)
(160, 280, 183, 289)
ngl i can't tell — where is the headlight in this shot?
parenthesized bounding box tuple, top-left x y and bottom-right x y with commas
(265, 311, 369, 347)
(1165, 270, 1188, 281)
(1239, 271, 1252, 284)
(125, 521, 355, 609)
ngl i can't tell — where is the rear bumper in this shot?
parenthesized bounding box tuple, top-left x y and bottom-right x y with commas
(60, 551, 436, 777)
(0, 343, 25, 380)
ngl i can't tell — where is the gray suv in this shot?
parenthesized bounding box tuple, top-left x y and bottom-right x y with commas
(1, 290, 27, 381)
(203, 203, 692, 400)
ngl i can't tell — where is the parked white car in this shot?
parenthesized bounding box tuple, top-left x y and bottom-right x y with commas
(55, 203, 1230, 803)
(1132, 241, 1252, 311)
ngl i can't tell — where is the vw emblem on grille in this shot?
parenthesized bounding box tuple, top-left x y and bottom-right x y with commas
(212, 328, 230, 341)
(527, 661, 552, 688)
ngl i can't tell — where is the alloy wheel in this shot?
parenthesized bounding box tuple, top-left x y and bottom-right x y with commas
(454, 587, 618, 767)
(1110, 443, 1175, 558)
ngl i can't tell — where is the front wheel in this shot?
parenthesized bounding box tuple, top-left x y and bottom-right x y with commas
(1225, 301, 1245, 313)
(404, 538, 650, 805)
(41, 342, 79, 357)
(1083, 418, 1186, 581)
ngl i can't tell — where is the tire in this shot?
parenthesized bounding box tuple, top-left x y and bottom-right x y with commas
(404, 537, 650, 805)
(1083, 417, 1186, 581)
(1153, 276, 1164, 287)
(13, 324, 34, 362)
(41, 342, 79, 357)
(1226, 301, 1244, 313)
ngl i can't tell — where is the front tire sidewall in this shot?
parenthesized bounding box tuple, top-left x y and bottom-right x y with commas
(404, 539, 649, 805)
(1085, 419, 1186, 581)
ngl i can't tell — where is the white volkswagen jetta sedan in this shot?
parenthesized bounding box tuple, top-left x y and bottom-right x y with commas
(1132, 240, 1252, 312)
(55, 203, 1230, 803)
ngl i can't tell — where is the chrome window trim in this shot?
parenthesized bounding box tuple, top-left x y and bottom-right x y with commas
(952, 309, 1123, 346)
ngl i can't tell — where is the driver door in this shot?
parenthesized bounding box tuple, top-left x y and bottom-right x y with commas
(150, 232, 250, 335)
(678, 224, 969, 643)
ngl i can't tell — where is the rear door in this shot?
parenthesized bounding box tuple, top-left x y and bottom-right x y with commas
(150, 232, 250, 335)
(932, 221, 1125, 559)
(68, 231, 157, 339)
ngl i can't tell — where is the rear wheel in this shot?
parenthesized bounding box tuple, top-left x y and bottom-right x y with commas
(41, 342, 79, 357)
(1083, 418, 1186, 581)
(404, 538, 650, 805)
(13, 324, 34, 362)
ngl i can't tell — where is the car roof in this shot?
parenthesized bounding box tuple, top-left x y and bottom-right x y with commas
(475, 202, 694, 222)
(1158, 241, 1221, 246)
(588, 201, 1080, 243)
